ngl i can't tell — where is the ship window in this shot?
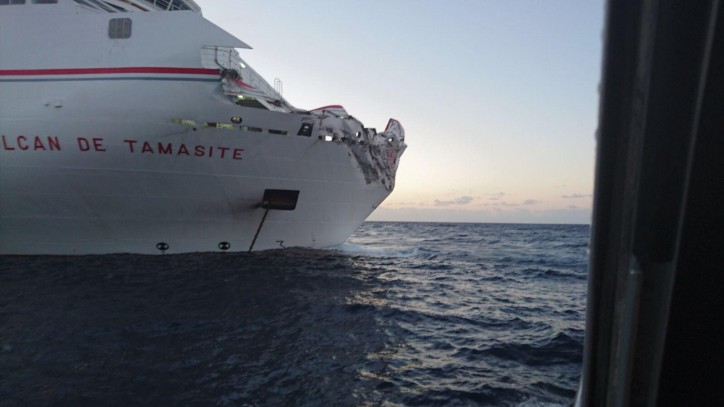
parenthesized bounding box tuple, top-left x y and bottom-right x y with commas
(31, 0, 57, 3)
(108, 18, 132, 39)
(204, 122, 233, 129)
(0, 0, 26, 5)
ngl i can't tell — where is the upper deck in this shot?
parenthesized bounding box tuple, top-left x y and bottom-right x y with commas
(0, 0, 297, 113)
(0, 0, 201, 13)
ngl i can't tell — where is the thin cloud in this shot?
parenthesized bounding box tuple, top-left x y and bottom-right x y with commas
(485, 192, 506, 201)
(369, 205, 592, 224)
(434, 196, 474, 207)
(561, 193, 592, 199)
(483, 201, 520, 207)
(485, 199, 539, 207)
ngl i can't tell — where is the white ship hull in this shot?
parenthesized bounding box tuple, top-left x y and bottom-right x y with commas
(0, 1, 405, 255)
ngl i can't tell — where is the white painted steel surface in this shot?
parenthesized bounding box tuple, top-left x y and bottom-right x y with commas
(0, 1, 404, 254)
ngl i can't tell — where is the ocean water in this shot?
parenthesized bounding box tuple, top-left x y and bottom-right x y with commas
(0, 222, 589, 406)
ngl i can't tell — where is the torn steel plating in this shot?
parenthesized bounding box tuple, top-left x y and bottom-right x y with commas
(203, 47, 406, 190)
(312, 108, 406, 191)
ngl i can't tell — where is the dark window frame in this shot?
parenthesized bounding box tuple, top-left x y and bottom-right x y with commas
(108, 18, 132, 39)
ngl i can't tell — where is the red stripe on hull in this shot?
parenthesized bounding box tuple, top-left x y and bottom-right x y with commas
(0, 67, 220, 76)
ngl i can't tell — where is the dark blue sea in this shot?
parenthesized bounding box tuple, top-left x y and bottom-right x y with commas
(0, 222, 589, 406)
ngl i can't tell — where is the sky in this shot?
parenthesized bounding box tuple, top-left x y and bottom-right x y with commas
(198, 1, 605, 224)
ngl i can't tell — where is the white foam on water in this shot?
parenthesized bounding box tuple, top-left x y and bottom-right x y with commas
(335, 243, 418, 258)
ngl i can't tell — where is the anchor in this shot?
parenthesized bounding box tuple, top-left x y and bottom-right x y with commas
(248, 189, 299, 252)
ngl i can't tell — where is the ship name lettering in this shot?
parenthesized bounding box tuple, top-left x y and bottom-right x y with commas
(123, 139, 243, 160)
(1, 135, 61, 151)
(1, 136, 243, 161)
(77, 137, 106, 152)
